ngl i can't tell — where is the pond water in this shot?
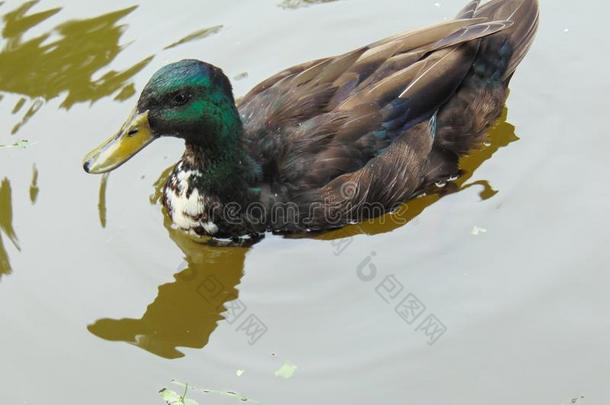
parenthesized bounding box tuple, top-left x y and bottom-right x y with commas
(1, 0, 608, 404)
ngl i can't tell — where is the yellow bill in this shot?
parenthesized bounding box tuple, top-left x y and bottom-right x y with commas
(83, 109, 154, 174)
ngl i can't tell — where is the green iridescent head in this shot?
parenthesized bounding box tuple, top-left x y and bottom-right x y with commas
(83, 59, 239, 174)
(139, 59, 238, 142)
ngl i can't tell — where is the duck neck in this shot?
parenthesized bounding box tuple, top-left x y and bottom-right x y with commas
(181, 115, 256, 202)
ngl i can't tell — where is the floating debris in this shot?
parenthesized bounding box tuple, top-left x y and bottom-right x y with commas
(471, 225, 487, 236)
(278, 0, 340, 10)
(274, 362, 298, 379)
(163, 380, 258, 403)
(159, 386, 198, 405)
(0, 139, 31, 149)
(236, 369, 245, 377)
(233, 72, 248, 81)
(165, 25, 223, 50)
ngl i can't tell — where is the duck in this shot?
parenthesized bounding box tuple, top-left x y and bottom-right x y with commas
(83, 0, 539, 240)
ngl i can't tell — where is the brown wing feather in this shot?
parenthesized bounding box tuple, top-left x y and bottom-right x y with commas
(272, 116, 437, 232)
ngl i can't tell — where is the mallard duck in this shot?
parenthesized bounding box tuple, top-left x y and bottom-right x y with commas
(83, 0, 539, 239)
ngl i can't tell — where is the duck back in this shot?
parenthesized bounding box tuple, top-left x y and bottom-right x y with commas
(237, 0, 540, 233)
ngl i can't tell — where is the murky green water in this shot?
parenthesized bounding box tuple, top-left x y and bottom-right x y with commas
(1, 0, 608, 404)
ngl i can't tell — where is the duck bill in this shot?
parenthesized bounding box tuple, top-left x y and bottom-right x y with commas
(83, 109, 154, 174)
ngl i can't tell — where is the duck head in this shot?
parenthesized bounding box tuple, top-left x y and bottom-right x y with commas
(83, 59, 239, 174)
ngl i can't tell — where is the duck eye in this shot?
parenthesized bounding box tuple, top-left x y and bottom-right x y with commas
(172, 93, 190, 106)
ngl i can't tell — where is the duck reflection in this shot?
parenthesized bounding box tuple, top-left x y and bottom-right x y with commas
(0, 1, 153, 133)
(87, 214, 248, 359)
(0, 178, 20, 278)
(88, 109, 517, 358)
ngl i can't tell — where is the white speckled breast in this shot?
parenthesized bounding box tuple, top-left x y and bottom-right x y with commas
(165, 164, 219, 236)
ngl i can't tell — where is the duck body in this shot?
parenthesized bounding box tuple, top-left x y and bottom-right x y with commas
(84, 0, 539, 240)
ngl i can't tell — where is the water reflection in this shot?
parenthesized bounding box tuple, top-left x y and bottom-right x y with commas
(88, 215, 247, 359)
(0, 178, 19, 278)
(97, 173, 109, 228)
(88, 108, 517, 358)
(29, 164, 39, 204)
(164, 25, 223, 50)
(0, 1, 153, 133)
(12, 97, 26, 114)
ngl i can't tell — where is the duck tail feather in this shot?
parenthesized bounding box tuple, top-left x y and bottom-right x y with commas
(456, 0, 481, 19)
(429, 20, 513, 52)
(473, 0, 540, 80)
